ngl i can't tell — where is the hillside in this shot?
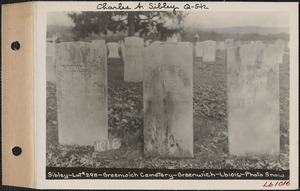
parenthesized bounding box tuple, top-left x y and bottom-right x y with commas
(187, 26, 289, 35)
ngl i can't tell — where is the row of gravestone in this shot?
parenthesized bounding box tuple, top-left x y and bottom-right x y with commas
(52, 41, 282, 157)
(47, 38, 288, 83)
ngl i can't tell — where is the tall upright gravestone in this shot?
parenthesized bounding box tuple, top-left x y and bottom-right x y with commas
(195, 42, 204, 58)
(203, 40, 217, 62)
(225, 39, 234, 48)
(216, 41, 226, 59)
(46, 42, 56, 82)
(143, 44, 193, 158)
(275, 39, 285, 64)
(227, 44, 279, 155)
(107, 42, 120, 58)
(124, 37, 144, 82)
(56, 42, 108, 145)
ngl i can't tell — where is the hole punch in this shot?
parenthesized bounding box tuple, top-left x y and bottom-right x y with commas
(12, 146, 22, 156)
(11, 41, 20, 51)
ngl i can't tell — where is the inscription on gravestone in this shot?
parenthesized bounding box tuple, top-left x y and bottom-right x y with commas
(55, 42, 108, 145)
(143, 44, 193, 158)
(124, 37, 144, 82)
(227, 44, 279, 155)
(203, 40, 217, 62)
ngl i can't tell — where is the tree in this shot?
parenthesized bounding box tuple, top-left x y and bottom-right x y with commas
(68, 11, 187, 40)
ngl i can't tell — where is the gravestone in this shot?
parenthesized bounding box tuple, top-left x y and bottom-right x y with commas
(216, 41, 226, 59)
(225, 39, 234, 48)
(145, 40, 152, 47)
(55, 42, 108, 145)
(202, 40, 217, 62)
(46, 42, 56, 82)
(227, 44, 279, 155)
(92, 39, 105, 46)
(107, 42, 120, 58)
(235, 41, 241, 46)
(217, 41, 225, 50)
(177, 42, 193, 47)
(119, 41, 125, 61)
(276, 39, 285, 64)
(124, 37, 144, 82)
(151, 41, 162, 46)
(195, 42, 204, 58)
(143, 44, 193, 158)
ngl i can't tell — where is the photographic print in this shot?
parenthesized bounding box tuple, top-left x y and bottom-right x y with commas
(45, 9, 290, 177)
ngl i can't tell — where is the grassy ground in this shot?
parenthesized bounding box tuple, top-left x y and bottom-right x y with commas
(46, 55, 289, 170)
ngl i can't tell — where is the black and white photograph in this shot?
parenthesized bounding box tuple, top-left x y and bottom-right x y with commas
(1, 1, 298, 190)
(33, 2, 299, 189)
(45, 9, 290, 176)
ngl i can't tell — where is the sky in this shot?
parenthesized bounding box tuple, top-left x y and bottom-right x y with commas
(47, 11, 289, 29)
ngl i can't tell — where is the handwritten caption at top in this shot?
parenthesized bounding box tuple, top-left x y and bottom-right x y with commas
(96, 2, 209, 15)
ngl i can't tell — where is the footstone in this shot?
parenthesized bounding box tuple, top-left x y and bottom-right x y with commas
(55, 42, 108, 145)
(143, 44, 193, 158)
(227, 44, 279, 155)
(203, 40, 217, 62)
(124, 37, 144, 82)
(195, 42, 204, 57)
(107, 42, 120, 58)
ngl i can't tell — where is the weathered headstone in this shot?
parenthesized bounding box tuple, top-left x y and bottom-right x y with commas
(92, 39, 105, 46)
(195, 42, 204, 58)
(217, 41, 225, 50)
(143, 44, 193, 158)
(276, 39, 285, 64)
(202, 40, 217, 62)
(235, 41, 241, 46)
(46, 42, 56, 82)
(145, 40, 151, 47)
(55, 42, 108, 145)
(151, 41, 162, 46)
(225, 39, 234, 48)
(107, 42, 120, 58)
(227, 44, 279, 155)
(216, 41, 226, 59)
(124, 37, 144, 82)
(177, 42, 193, 47)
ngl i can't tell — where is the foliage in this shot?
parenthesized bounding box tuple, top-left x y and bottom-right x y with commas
(68, 11, 186, 40)
(46, 53, 290, 170)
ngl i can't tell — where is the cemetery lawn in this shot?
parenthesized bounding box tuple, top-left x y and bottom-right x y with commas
(46, 56, 289, 170)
